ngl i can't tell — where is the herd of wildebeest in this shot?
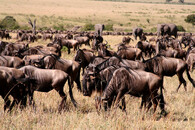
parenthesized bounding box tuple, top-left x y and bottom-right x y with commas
(0, 23, 195, 116)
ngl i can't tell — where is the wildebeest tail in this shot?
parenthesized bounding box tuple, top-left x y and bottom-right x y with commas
(186, 65, 195, 88)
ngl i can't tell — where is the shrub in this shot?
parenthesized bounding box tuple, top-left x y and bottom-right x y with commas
(150, 27, 157, 33)
(105, 23, 113, 31)
(185, 14, 195, 26)
(177, 25, 186, 32)
(0, 16, 20, 30)
(61, 46, 68, 52)
(53, 24, 65, 30)
(82, 23, 94, 31)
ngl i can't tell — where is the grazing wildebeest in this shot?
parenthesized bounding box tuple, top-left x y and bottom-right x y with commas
(19, 65, 77, 111)
(144, 56, 195, 91)
(0, 70, 28, 111)
(0, 56, 24, 68)
(82, 56, 146, 112)
(100, 67, 165, 114)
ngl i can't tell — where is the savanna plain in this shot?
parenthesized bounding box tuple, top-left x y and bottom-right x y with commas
(0, 0, 195, 129)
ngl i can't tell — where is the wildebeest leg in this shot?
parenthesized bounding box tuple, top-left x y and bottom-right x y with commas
(114, 91, 124, 109)
(68, 48, 70, 54)
(120, 97, 126, 113)
(151, 91, 158, 114)
(55, 87, 67, 112)
(8, 99, 18, 112)
(4, 97, 11, 111)
(176, 73, 187, 92)
(68, 77, 77, 107)
(75, 68, 81, 92)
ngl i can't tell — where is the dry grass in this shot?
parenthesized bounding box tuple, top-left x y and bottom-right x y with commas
(0, 0, 195, 129)
(0, 0, 195, 32)
(0, 34, 195, 129)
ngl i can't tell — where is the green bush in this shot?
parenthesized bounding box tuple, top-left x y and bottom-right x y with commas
(177, 25, 186, 32)
(61, 46, 68, 52)
(105, 23, 113, 31)
(185, 14, 195, 26)
(0, 16, 20, 30)
(82, 23, 94, 31)
(150, 27, 157, 33)
(53, 24, 65, 30)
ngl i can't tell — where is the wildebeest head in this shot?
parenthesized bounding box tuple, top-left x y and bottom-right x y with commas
(82, 65, 100, 96)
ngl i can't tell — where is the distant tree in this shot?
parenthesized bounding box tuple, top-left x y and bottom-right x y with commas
(185, 14, 195, 26)
(178, 0, 184, 3)
(0, 16, 20, 30)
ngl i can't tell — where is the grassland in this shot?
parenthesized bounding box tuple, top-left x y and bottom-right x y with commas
(0, 34, 195, 129)
(0, 0, 195, 129)
(0, 0, 195, 32)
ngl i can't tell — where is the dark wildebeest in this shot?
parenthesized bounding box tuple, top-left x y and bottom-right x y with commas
(23, 55, 45, 66)
(100, 67, 165, 114)
(136, 41, 153, 58)
(98, 43, 117, 57)
(158, 48, 186, 60)
(117, 44, 142, 60)
(122, 36, 133, 44)
(74, 49, 95, 74)
(74, 35, 91, 47)
(0, 70, 28, 111)
(0, 41, 9, 54)
(83, 56, 146, 111)
(19, 65, 77, 111)
(144, 56, 195, 91)
(31, 55, 82, 92)
(2, 42, 29, 58)
(0, 56, 24, 68)
(92, 35, 103, 50)
(42, 33, 53, 41)
(132, 27, 143, 40)
(186, 53, 195, 72)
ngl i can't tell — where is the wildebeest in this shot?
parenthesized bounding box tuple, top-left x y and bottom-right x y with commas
(74, 49, 95, 74)
(30, 55, 82, 92)
(122, 36, 133, 44)
(0, 56, 24, 68)
(98, 43, 117, 57)
(19, 65, 77, 111)
(0, 70, 28, 111)
(100, 67, 165, 114)
(2, 42, 29, 58)
(186, 53, 195, 72)
(23, 55, 45, 66)
(117, 44, 142, 60)
(144, 56, 195, 91)
(136, 41, 153, 58)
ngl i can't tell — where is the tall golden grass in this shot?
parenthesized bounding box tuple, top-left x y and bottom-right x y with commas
(0, 34, 194, 129)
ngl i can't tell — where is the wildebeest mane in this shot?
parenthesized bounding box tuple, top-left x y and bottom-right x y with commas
(144, 55, 163, 74)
